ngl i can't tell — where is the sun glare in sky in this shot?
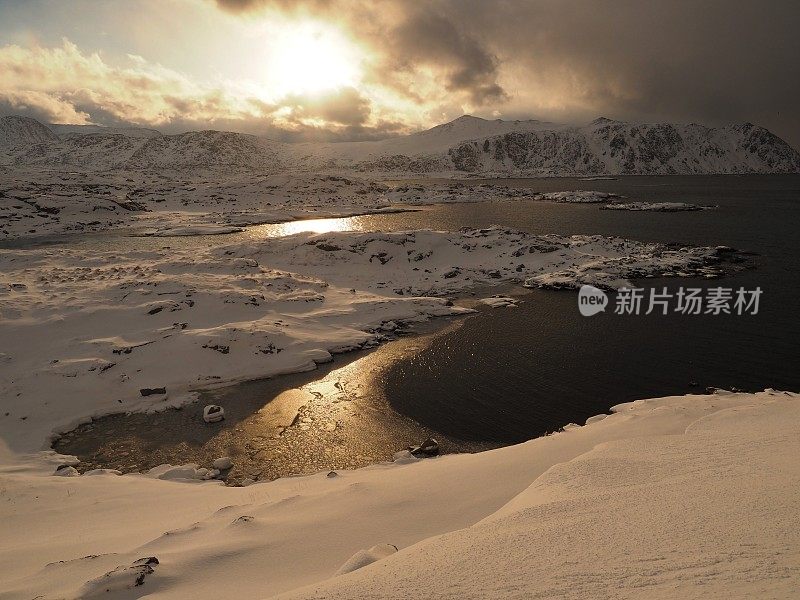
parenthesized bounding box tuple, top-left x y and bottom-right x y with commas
(265, 22, 362, 95)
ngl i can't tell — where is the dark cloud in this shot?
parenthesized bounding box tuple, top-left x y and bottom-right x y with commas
(211, 0, 800, 147)
(150, 113, 404, 142)
(379, 7, 507, 105)
(213, 0, 508, 108)
(280, 86, 371, 126)
(4, 1, 798, 145)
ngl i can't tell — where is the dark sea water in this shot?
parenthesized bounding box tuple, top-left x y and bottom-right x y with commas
(367, 175, 800, 442)
(51, 175, 800, 476)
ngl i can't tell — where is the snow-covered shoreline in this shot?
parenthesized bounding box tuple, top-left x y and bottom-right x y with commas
(0, 170, 441, 241)
(0, 225, 734, 454)
(0, 165, 722, 243)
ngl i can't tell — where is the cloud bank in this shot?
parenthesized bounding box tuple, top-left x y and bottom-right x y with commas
(0, 0, 798, 146)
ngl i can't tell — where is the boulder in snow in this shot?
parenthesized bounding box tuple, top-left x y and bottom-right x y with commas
(409, 437, 439, 457)
(140, 387, 166, 397)
(212, 456, 233, 470)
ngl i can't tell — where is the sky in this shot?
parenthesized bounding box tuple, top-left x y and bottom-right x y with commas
(0, 0, 798, 146)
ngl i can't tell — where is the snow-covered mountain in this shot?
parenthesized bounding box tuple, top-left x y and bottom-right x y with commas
(364, 114, 557, 155)
(0, 118, 282, 171)
(291, 115, 799, 175)
(285, 115, 558, 169)
(0, 115, 59, 148)
(0, 114, 797, 174)
(126, 130, 280, 170)
(447, 118, 800, 175)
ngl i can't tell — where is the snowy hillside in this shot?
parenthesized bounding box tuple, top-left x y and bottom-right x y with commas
(283, 115, 556, 169)
(8, 133, 146, 170)
(0, 119, 283, 171)
(290, 115, 800, 175)
(448, 118, 800, 175)
(1, 114, 798, 174)
(0, 115, 59, 148)
(279, 391, 799, 600)
(402, 114, 558, 152)
(351, 114, 556, 156)
(126, 130, 281, 170)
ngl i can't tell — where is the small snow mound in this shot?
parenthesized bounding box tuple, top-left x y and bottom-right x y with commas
(479, 296, 518, 308)
(147, 464, 218, 481)
(392, 450, 419, 464)
(54, 465, 80, 477)
(75, 557, 158, 597)
(585, 414, 608, 426)
(335, 543, 398, 576)
(203, 405, 225, 423)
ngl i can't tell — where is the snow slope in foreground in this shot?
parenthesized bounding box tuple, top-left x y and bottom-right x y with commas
(0, 390, 796, 598)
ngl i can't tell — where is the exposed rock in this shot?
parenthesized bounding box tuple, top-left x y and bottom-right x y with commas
(139, 387, 166, 396)
(409, 437, 440, 457)
(212, 456, 233, 470)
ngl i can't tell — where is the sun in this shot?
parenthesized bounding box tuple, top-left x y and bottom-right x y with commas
(266, 22, 361, 95)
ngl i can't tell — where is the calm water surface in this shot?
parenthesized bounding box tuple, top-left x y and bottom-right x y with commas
(374, 175, 800, 442)
(50, 175, 800, 476)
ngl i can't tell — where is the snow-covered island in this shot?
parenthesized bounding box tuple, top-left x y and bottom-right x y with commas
(534, 190, 620, 203)
(601, 201, 713, 212)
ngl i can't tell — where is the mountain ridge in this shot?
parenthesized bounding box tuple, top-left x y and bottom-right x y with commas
(1, 114, 797, 174)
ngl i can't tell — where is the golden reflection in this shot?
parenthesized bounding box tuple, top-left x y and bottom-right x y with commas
(250, 216, 359, 239)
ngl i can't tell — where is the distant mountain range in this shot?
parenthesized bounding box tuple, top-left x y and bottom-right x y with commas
(1, 113, 798, 175)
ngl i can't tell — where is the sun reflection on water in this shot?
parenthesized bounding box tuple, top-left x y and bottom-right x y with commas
(246, 216, 360, 239)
